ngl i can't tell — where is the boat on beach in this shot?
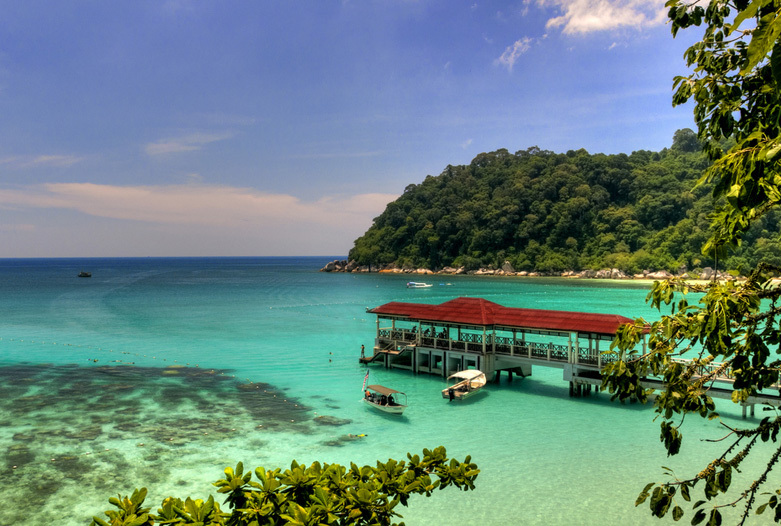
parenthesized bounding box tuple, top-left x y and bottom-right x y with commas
(363, 384, 408, 414)
(442, 370, 487, 401)
(406, 281, 432, 288)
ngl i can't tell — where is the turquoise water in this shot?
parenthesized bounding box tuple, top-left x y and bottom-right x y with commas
(0, 257, 770, 524)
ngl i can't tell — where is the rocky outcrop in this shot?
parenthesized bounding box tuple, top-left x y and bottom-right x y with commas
(319, 259, 367, 273)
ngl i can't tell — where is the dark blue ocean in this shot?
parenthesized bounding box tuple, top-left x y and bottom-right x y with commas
(0, 257, 765, 524)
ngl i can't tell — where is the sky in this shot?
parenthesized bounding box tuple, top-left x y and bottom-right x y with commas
(0, 0, 701, 258)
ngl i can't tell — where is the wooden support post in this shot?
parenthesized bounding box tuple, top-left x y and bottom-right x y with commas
(569, 381, 574, 397)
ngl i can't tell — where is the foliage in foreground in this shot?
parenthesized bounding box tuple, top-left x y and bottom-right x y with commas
(604, 267, 781, 525)
(602, 0, 781, 524)
(90, 446, 479, 526)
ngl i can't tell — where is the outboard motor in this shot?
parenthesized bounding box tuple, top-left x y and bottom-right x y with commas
(448, 388, 455, 401)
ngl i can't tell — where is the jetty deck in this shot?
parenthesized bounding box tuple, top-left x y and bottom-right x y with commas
(363, 297, 781, 417)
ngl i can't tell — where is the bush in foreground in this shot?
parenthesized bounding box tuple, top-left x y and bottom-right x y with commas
(90, 446, 479, 526)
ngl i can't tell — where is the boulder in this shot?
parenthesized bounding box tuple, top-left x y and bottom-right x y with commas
(647, 270, 674, 280)
(610, 268, 627, 279)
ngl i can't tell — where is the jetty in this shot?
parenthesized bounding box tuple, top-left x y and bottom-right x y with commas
(363, 297, 781, 416)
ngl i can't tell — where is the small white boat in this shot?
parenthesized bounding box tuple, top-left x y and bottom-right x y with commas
(407, 281, 433, 288)
(363, 384, 408, 414)
(442, 370, 487, 401)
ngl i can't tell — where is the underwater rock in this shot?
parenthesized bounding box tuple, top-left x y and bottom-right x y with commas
(313, 415, 352, 426)
(0, 361, 330, 525)
(64, 425, 103, 441)
(322, 433, 366, 447)
(6, 444, 34, 469)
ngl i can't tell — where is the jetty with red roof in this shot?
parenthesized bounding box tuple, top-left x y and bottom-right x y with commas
(362, 297, 781, 413)
(363, 296, 644, 397)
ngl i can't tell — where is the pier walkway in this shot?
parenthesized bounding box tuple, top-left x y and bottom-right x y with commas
(363, 297, 781, 417)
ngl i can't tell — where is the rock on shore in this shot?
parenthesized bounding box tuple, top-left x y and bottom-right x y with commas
(319, 260, 735, 281)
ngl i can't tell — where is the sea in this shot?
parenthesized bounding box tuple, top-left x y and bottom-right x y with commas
(0, 256, 771, 525)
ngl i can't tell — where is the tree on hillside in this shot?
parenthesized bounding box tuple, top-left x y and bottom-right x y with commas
(672, 128, 702, 153)
(602, 1, 781, 523)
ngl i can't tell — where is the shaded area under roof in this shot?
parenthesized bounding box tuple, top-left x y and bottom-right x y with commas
(367, 297, 638, 336)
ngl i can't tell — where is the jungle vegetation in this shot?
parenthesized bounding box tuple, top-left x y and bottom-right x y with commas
(349, 131, 781, 275)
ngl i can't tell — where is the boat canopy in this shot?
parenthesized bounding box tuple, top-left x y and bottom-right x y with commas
(366, 384, 405, 396)
(448, 370, 484, 381)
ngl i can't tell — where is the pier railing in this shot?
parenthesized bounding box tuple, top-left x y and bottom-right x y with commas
(378, 328, 617, 365)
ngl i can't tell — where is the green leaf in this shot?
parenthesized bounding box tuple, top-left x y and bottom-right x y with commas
(730, 0, 763, 33)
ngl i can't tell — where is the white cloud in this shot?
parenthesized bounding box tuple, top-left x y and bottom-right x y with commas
(496, 37, 533, 72)
(0, 155, 84, 169)
(538, 0, 666, 35)
(0, 182, 399, 256)
(25, 155, 85, 167)
(461, 138, 473, 149)
(144, 132, 233, 156)
(0, 183, 396, 230)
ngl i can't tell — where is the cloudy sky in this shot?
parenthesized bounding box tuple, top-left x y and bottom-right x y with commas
(0, 0, 698, 258)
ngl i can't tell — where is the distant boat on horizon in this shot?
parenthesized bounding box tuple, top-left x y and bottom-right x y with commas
(78, 271, 92, 278)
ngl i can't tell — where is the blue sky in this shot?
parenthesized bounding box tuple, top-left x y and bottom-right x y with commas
(0, 0, 698, 257)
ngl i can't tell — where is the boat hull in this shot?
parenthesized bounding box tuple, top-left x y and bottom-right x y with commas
(362, 398, 407, 414)
(442, 370, 487, 401)
(441, 385, 485, 401)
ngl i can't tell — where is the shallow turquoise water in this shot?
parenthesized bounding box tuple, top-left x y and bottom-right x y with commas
(0, 257, 769, 524)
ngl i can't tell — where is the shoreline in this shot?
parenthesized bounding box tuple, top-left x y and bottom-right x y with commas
(319, 259, 736, 282)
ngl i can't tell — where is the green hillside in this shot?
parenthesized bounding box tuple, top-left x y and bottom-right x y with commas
(349, 131, 781, 274)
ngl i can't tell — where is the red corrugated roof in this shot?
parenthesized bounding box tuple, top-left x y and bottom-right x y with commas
(368, 297, 638, 336)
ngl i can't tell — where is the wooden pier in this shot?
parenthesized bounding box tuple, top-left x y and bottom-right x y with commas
(363, 297, 781, 417)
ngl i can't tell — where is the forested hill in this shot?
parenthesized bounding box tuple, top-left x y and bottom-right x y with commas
(349, 131, 781, 274)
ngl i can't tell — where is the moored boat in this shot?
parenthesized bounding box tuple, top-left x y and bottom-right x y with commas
(442, 370, 486, 401)
(406, 281, 432, 288)
(78, 271, 92, 278)
(363, 384, 408, 414)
